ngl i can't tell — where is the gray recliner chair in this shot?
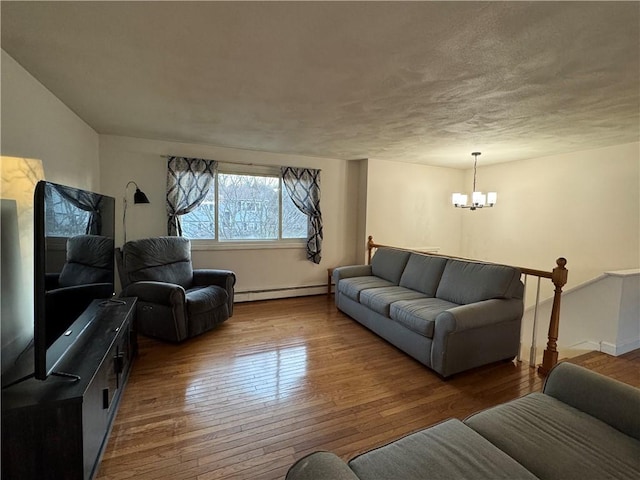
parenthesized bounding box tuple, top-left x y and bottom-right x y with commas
(45, 234, 115, 345)
(115, 236, 235, 342)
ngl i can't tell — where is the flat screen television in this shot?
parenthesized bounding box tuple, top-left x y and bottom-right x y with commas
(32, 181, 116, 381)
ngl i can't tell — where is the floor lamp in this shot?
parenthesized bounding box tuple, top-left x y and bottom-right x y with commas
(123, 181, 150, 243)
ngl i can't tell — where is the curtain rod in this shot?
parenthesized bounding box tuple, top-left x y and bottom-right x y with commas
(159, 155, 321, 171)
(160, 154, 270, 168)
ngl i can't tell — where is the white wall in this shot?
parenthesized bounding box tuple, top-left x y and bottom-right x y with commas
(99, 135, 360, 298)
(461, 143, 640, 291)
(1, 51, 100, 371)
(1, 50, 100, 189)
(364, 159, 465, 257)
(617, 272, 640, 352)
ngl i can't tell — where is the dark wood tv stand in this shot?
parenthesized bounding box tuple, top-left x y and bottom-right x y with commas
(1, 297, 137, 480)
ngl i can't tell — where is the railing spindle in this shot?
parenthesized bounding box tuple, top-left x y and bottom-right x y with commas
(530, 277, 542, 368)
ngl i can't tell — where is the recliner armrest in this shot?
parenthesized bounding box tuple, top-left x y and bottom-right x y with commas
(45, 272, 61, 290)
(193, 269, 236, 290)
(121, 281, 186, 306)
(193, 269, 236, 316)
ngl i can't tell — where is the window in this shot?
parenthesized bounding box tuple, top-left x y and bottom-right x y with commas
(181, 170, 307, 241)
(44, 184, 90, 237)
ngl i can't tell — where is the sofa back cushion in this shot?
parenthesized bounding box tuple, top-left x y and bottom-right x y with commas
(371, 248, 411, 284)
(399, 253, 449, 296)
(436, 259, 522, 305)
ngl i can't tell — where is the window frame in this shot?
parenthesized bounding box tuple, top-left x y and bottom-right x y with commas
(185, 163, 307, 251)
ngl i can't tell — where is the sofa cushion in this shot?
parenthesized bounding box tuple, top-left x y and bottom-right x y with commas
(370, 248, 411, 284)
(338, 276, 394, 302)
(436, 259, 522, 305)
(399, 253, 448, 296)
(465, 392, 640, 480)
(390, 297, 460, 338)
(348, 419, 538, 480)
(359, 286, 427, 317)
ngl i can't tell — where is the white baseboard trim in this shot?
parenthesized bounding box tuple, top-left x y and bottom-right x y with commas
(567, 340, 601, 352)
(599, 341, 618, 356)
(235, 285, 327, 303)
(601, 339, 640, 356)
(568, 339, 640, 357)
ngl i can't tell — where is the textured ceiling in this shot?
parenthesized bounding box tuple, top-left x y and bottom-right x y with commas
(1, 1, 638, 168)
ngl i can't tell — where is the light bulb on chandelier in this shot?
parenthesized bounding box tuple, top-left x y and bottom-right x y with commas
(452, 152, 497, 210)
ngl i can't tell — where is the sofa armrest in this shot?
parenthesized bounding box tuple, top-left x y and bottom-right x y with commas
(435, 298, 524, 333)
(286, 452, 360, 480)
(543, 362, 640, 440)
(333, 265, 373, 282)
(121, 281, 186, 307)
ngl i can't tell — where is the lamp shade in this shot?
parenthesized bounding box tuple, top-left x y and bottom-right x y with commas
(133, 188, 150, 204)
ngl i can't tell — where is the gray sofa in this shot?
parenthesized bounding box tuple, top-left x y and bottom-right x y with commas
(286, 362, 640, 480)
(333, 248, 524, 377)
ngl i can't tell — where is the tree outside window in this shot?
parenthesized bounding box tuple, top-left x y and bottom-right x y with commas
(44, 185, 90, 237)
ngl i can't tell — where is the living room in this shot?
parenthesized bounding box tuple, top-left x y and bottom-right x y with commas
(1, 2, 639, 479)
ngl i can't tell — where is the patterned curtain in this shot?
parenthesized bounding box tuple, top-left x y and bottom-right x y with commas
(51, 183, 104, 235)
(166, 157, 217, 236)
(281, 167, 323, 264)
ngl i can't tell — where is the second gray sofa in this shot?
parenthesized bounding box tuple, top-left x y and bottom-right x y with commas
(333, 247, 524, 377)
(286, 362, 640, 479)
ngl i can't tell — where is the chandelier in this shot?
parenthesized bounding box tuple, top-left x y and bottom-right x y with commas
(452, 152, 497, 210)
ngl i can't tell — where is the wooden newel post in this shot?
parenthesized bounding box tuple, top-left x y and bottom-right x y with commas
(367, 235, 375, 264)
(538, 257, 568, 375)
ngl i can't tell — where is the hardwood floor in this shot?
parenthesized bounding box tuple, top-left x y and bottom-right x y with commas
(96, 296, 640, 480)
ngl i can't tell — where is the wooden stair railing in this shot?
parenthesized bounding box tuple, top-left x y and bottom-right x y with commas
(366, 236, 568, 375)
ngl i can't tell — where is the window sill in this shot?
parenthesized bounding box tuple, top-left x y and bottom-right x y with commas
(190, 240, 306, 251)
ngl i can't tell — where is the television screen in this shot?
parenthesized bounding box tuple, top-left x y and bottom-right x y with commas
(33, 181, 115, 380)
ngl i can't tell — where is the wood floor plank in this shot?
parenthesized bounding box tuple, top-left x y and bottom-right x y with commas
(96, 295, 640, 480)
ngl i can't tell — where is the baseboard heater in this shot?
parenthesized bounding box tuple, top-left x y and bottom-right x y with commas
(235, 284, 326, 302)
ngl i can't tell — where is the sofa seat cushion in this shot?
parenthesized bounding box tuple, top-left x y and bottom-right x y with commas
(390, 297, 460, 338)
(465, 392, 640, 480)
(359, 286, 427, 317)
(338, 276, 394, 302)
(348, 419, 538, 480)
(185, 285, 228, 315)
